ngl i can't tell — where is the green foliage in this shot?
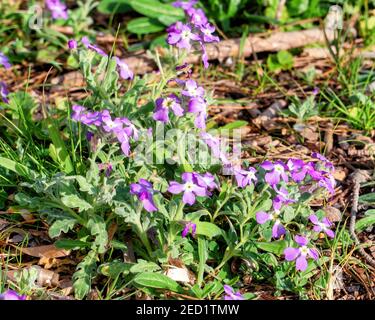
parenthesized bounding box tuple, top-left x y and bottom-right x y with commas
(355, 209, 375, 232)
(282, 96, 319, 123)
(267, 50, 294, 72)
(133, 272, 183, 293)
(73, 250, 98, 299)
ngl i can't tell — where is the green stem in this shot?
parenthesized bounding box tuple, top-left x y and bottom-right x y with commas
(214, 237, 248, 272)
(211, 192, 231, 222)
(134, 204, 153, 259)
(177, 131, 193, 172)
(174, 201, 185, 221)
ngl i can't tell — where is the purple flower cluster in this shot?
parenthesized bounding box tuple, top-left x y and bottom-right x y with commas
(45, 0, 68, 20)
(168, 172, 218, 205)
(223, 155, 336, 243)
(284, 235, 319, 271)
(168, 1, 220, 68)
(223, 285, 244, 300)
(130, 179, 158, 212)
(264, 156, 336, 195)
(0, 290, 26, 300)
(0, 52, 11, 69)
(71, 105, 138, 156)
(154, 79, 208, 129)
(0, 81, 9, 104)
(68, 38, 133, 80)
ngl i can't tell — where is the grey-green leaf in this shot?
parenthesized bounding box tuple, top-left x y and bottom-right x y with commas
(133, 272, 183, 293)
(61, 194, 92, 212)
(73, 250, 97, 299)
(49, 217, 77, 238)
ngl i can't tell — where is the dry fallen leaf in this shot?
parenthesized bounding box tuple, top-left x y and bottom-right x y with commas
(38, 256, 75, 269)
(333, 168, 347, 181)
(21, 244, 70, 259)
(324, 206, 342, 222)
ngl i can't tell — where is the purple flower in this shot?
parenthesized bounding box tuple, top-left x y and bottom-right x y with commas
(86, 131, 94, 141)
(71, 105, 86, 122)
(194, 109, 207, 129)
(200, 132, 230, 164)
(200, 23, 220, 43)
(312, 152, 334, 172)
(188, 97, 206, 113)
(68, 39, 77, 50)
(304, 162, 336, 195)
(81, 111, 104, 126)
(130, 179, 158, 212)
(81, 36, 107, 57)
(0, 290, 26, 300)
(261, 161, 289, 186)
(309, 214, 335, 238)
(287, 159, 307, 183)
(284, 235, 319, 271)
(153, 94, 184, 123)
(194, 172, 218, 192)
(256, 211, 286, 239)
(182, 79, 205, 98)
(101, 111, 123, 132)
(186, 96, 207, 129)
(98, 163, 113, 177)
(114, 129, 131, 156)
(168, 172, 207, 205)
(113, 57, 133, 80)
(318, 175, 335, 195)
(234, 167, 257, 188)
(200, 42, 209, 69)
(0, 52, 11, 69)
(45, 0, 68, 20)
(172, 0, 198, 10)
(200, 132, 220, 157)
(182, 221, 196, 238)
(223, 285, 244, 300)
(272, 186, 295, 211)
(0, 81, 9, 104)
(186, 8, 208, 26)
(121, 117, 139, 141)
(167, 23, 200, 50)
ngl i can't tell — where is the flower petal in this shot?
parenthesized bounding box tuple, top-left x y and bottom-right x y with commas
(284, 247, 300, 261)
(182, 190, 196, 205)
(295, 235, 308, 246)
(308, 248, 319, 260)
(256, 211, 271, 224)
(168, 182, 185, 194)
(296, 255, 308, 271)
(309, 214, 319, 225)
